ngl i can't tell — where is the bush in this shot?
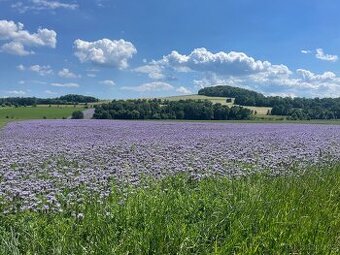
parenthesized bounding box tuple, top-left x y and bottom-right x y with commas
(71, 111, 84, 119)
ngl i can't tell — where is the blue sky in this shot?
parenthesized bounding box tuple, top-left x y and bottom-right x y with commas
(1, 0, 340, 99)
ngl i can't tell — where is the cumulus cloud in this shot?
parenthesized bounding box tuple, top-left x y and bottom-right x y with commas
(134, 65, 165, 80)
(194, 68, 340, 97)
(50, 82, 79, 88)
(315, 48, 338, 62)
(0, 20, 57, 56)
(1, 41, 34, 56)
(296, 69, 336, 82)
(147, 47, 340, 97)
(18, 64, 53, 76)
(100, 80, 115, 86)
(74, 38, 137, 69)
(121, 82, 174, 92)
(58, 68, 80, 79)
(153, 48, 291, 77)
(176, 86, 192, 95)
(11, 0, 78, 13)
(146, 48, 292, 92)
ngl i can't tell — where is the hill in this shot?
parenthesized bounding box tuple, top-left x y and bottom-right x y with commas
(198, 85, 267, 106)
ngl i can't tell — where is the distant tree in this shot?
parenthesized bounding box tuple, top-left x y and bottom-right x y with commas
(93, 99, 252, 121)
(71, 111, 84, 119)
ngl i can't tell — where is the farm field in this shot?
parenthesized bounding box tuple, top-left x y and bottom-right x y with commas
(0, 120, 340, 253)
(0, 106, 84, 120)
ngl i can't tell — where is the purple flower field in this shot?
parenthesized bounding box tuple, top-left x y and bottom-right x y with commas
(0, 120, 340, 213)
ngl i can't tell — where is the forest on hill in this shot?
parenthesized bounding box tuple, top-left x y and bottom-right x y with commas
(199, 85, 340, 120)
(0, 94, 99, 106)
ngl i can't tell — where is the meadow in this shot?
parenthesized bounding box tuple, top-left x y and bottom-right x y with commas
(0, 105, 84, 121)
(0, 120, 339, 254)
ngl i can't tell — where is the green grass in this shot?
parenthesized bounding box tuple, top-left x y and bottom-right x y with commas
(0, 119, 9, 128)
(1, 165, 340, 254)
(0, 106, 84, 121)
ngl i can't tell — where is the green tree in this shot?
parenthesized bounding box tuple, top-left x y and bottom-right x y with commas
(71, 111, 84, 119)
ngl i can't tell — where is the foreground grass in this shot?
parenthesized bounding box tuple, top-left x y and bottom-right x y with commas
(0, 106, 84, 120)
(1, 165, 340, 254)
(0, 119, 8, 128)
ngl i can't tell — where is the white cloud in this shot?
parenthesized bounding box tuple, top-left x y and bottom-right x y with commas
(0, 20, 57, 56)
(18, 80, 25, 84)
(193, 73, 246, 89)
(196, 68, 340, 97)
(121, 82, 174, 92)
(30, 65, 52, 75)
(153, 48, 291, 77)
(44, 90, 58, 95)
(58, 68, 80, 78)
(176, 86, 192, 95)
(134, 65, 165, 80)
(50, 82, 79, 88)
(95, 0, 107, 7)
(87, 73, 96, 78)
(74, 38, 137, 69)
(301, 49, 311, 54)
(296, 69, 336, 82)
(315, 48, 338, 62)
(7, 90, 26, 96)
(1, 41, 34, 56)
(11, 0, 78, 13)
(100, 80, 115, 86)
(17, 64, 54, 76)
(266, 92, 298, 98)
(17, 64, 25, 71)
(148, 47, 340, 97)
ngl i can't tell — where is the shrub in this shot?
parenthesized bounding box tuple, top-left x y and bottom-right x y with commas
(72, 111, 84, 119)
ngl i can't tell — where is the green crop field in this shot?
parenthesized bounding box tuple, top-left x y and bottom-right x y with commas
(0, 106, 84, 121)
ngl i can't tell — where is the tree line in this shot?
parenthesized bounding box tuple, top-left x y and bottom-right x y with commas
(93, 99, 252, 120)
(0, 94, 98, 107)
(199, 85, 340, 120)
